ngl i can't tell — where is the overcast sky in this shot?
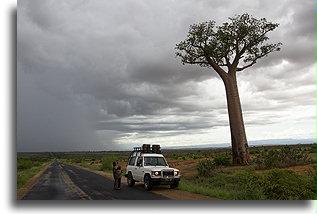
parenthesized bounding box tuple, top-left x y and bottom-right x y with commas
(17, 0, 315, 152)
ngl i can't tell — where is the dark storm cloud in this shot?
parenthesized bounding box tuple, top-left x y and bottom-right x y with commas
(95, 120, 217, 133)
(17, 0, 315, 151)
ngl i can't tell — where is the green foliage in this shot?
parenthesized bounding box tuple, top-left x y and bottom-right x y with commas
(191, 154, 204, 159)
(175, 13, 281, 71)
(17, 158, 52, 170)
(254, 146, 312, 169)
(168, 152, 205, 160)
(17, 158, 52, 191)
(179, 156, 188, 160)
(17, 159, 33, 170)
(181, 168, 315, 200)
(179, 169, 266, 200)
(100, 155, 118, 171)
(197, 159, 216, 177)
(213, 156, 231, 166)
(197, 155, 231, 177)
(260, 169, 315, 200)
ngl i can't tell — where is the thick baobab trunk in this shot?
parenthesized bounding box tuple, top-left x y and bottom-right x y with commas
(223, 73, 250, 165)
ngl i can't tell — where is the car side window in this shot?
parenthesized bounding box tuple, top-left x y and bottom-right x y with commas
(137, 157, 143, 166)
(128, 157, 136, 166)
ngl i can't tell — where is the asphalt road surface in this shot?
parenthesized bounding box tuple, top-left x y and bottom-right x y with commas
(22, 160, 170, 200)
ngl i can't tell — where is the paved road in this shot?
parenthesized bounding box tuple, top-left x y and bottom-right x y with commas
(22, 160, 170, 200)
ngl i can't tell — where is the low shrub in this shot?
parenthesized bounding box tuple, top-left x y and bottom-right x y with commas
(186, 167, 315, 200)
(100, 155, 118, 171)
(197, 155, 232, 177)
(254, 146, 312, 169)
(197, 159, 217, 177)
(309, 145, 316, 153)
(260, 169, 315, 200)
(17, 159, 33, 170)
(192, 154, 204, 159)
(177, 156, 188, 160)
(213, 156, 231, 166)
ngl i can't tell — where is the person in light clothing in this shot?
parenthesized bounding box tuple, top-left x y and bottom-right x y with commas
(114, 165, 122, 190)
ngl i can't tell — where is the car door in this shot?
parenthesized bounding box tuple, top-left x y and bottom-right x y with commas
(127, 156, 136, 175)
(134, 156, 144, 181)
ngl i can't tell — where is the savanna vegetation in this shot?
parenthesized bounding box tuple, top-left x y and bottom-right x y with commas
(17, 152, 53, 193)
(17, 143, 316, 200)
(165, 144, 316, 200)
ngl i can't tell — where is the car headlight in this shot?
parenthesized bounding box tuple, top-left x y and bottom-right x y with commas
(151, 171, 161, 176)
(174, 171, 180, 176)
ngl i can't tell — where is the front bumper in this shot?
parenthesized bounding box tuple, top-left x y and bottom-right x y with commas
(151, 177, 180, 185)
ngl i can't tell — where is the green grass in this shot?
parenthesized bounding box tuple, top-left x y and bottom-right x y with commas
(178, 167, 315, 200)
(178, 171, 266, 200)
(17, 161, 52, 191)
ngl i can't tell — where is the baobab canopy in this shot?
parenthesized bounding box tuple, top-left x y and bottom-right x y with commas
(175, 14, 282, 73)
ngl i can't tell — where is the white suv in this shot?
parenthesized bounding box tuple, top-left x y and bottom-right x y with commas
(126, 145, 181, 191)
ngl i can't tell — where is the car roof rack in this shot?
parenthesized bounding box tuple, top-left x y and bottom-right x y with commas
(133, 147, 143, 151)
(131, 144, 161, 155)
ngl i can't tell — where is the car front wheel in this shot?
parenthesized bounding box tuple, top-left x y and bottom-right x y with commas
(127, 172, 135, 187)
(144, 174, 152, 191)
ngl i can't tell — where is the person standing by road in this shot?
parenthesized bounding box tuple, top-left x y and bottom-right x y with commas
(114, 165, 122, 190)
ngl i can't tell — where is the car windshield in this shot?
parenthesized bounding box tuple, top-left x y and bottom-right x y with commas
(144, 157, 167, 166)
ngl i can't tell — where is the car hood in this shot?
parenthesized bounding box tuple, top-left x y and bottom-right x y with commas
(144, 166, 180, 171)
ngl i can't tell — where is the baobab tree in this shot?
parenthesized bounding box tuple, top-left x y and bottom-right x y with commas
(175, 14, 282, 165)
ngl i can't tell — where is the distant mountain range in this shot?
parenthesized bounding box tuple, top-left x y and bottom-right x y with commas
(163, 138, 316, 150)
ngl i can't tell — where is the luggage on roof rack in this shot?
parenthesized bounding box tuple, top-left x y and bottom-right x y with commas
(132, 144, 161, 154)
(152, 144, 161, 153)
(142, 144, 151, 153)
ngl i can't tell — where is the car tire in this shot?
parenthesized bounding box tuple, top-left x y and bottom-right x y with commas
(127, 172, 135, 187)
(170, 181, 179, 189)
(144, 174, 152, 191)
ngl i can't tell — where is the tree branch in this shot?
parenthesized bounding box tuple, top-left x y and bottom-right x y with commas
(232, 28, 274, 70)
(224, 55, 231, 69)
(236, 60, 257, 71)
(183, 60, 210, 65)
(204, 54, 227, 80)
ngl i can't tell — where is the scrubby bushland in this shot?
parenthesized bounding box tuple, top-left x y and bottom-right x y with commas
(234, 168, 315, 200)
(17, 158, 50, 170)
(17, 159, 33, 170)
(184, 167, 315, 200)
(191, 154, 205, 159)
(197, 159, 217, 177)
(213, 156, 231, 166)
(260, 169, 315, 200)
(254, 146, 312, 169)
(197, 156, 231, 177)
(100, 155, 118, 171)
(17, 158, 52, 191)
